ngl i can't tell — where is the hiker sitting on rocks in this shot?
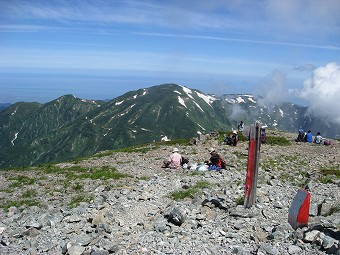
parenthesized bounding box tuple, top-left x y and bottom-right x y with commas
(224, 130, 238, 146)
(314, 132, 323, 144)
(296, 128, 305, 142)
(231, 130, 238, 146)
(305, 130, 313, 143)
(163, 147, 182, 169)
(207, 148, 225, 170)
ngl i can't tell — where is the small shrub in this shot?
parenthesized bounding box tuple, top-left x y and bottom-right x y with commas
(194, 181, 211, 189)
(171, 188, 198, 200)
(69, 195, 93, 208)
(191, 171, 203, 176)
(318, 176, 334, 184)
(72, 166, 131, 180)
(8, 175, 36, 187)
(22, 189, 37, 198)
(326, 205, 340, 216)
(266, 136, 291, 146)
(320, 166, 340, 178)
(72, 182, 83, 191)
(139, 176, 150, 181)
(170, 181, 212, 200)
(158, 138, 191, 146)
(235, 196, 244, 205)
(233, 151, 248, 159)
(0, 199, 40, 211)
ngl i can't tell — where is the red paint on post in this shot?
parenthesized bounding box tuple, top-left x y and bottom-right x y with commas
(288, 189, 310, 230)
(244, 122, 260, 208)
(245, 139, 255, 200)
(297, 191, 310, 226)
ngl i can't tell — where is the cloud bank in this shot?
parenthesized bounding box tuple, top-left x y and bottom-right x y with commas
(300, 62, 340, 124)
(254, 69, 289, 106)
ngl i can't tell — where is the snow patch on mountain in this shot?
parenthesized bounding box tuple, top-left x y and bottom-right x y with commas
(11, 132, 18, 145)
(178, 97, 187, 108)
(161, 136, 170, 141)
(279, 109, 284, 117)
(197, 123, 205, 130)
(196, 92, 215, 106)
(180, 86, 194, 100)
(225, 98, 236, 104)
(11, 107, 18, 116)
(115, 100, 124, 106)
(193, 101, 204, 112)
(236, 97, 245, 103)
(118, 104, 135, 117)
(248, 97, 256, 103)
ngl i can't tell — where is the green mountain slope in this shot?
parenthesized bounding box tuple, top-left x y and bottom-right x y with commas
(0, 84, 339, 169)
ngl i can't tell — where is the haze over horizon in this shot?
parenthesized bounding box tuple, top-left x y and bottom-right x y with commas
(1, 0, 340, 123)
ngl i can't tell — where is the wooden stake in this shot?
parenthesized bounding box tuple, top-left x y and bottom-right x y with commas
(244, 121, 261, 208)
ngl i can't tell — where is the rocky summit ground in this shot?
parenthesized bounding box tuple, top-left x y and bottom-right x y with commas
(0, 130, 339, 255)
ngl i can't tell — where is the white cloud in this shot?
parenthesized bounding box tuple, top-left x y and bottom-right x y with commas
(300, 62, 340, 124)
(229, 104, 246, 121)
(255, 69, 289, 106)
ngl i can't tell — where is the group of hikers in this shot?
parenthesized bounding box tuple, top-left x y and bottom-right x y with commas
(162, 120, 271, 171)
(163, 147, 225, 171)
(163, 120, 248, 171)
(295, 128, 330, 145)
(163, 122, 333, 171)
(224, 121, 267, 146)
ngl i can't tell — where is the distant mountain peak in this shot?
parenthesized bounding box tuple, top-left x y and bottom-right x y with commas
(0, 83, 338, 169)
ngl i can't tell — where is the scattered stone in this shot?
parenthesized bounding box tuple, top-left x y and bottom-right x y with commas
(0, 134, 339, 254)
(166, 207, 186, 226)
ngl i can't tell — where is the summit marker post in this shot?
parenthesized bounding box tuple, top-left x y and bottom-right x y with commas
(244, 121, 261, 208)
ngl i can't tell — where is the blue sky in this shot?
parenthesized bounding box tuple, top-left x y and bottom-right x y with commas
(0, 0, 339, 105)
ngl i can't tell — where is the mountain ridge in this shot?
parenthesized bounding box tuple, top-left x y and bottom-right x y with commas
(0, 83, 339, 169)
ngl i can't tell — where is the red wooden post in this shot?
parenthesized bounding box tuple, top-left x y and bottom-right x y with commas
(244, 122, 261, 208)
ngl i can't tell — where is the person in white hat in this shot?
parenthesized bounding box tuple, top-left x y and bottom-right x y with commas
(231, 130, 238, 146)
(163, 147, 182, 169)
(207, 148, 225, 170)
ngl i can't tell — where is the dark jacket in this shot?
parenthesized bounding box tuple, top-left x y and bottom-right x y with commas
(210, 153, 222, 167)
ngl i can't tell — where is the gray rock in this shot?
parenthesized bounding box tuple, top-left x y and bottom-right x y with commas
(303, 230, 321, 242)
(288, 245, 302, 254)
(167, 207, 186, 226)
(322, 234, 336, 250)
(68, 244, 85, 255)
(0, 136, 339, 255)
(258, 244, 279, 255)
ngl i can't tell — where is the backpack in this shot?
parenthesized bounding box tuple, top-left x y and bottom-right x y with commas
(324, 140, 332, 146)
(181, 156, 189, 165)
